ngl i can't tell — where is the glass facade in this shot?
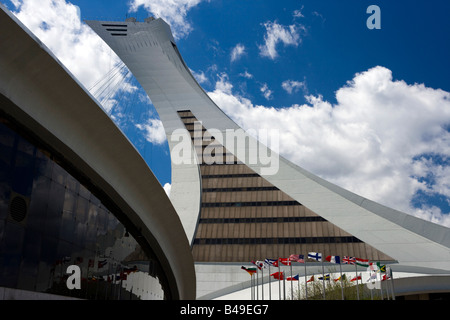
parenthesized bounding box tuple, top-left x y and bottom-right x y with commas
(0, 116, 165, 299)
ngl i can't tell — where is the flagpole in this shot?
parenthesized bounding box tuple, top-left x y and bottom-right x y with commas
(312, 272, 315, 298)
(384, 274, 390, 300)
(261, 267, 264, 300)
(370, 280, 373, 300)
(304, 261, 308, 300)
(382, 265, 391, 300)
(379, 269, 384, 300)
(339, 261, 344, 300)
(256, 268, 259, 300)
(321, 258, 326, 300)
(290, 262, 293, 300)
(250, 274, 253, 300)
(355, 263, 360, 300)
(278, 259, 281, 300)
(268, 264, 271, 300)
(389, 266, 396, 300)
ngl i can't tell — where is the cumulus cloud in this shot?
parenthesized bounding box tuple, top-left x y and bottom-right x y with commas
(258, 21, 305, 59)
(136, 119, 167, 145)
(293, 6, 305, 18)
(239, 71, 253, 79)
(128, 0, 204, 39)
(190, 68, 208, 84)
(8, 0, 130, 106)
(230, 43, 246, 62)
(12, 0, 119, 87)
(260, 83, 273, 100)
(208, 66, 450, 226)
(282, 79, 307, 94)
(9, 0, 167, 145)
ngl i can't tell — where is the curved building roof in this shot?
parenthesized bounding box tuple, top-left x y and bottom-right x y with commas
(0, 5, 196, 300)
(85, 17, 450, 274)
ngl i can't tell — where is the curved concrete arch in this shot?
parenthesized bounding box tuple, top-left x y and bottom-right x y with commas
(0, 5, 195, 300)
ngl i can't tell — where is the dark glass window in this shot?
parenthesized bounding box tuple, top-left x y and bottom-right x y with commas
(0, 117, 165, 300)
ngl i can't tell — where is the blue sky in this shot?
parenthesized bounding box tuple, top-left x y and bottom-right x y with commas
(2, 0, 450, 226)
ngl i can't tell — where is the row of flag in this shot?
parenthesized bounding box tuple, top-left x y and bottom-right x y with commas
(263, 271, 390, 282)
(245, 253, 383, 269)
(241, 252, 390, 282)
(241, 252, 393, 300)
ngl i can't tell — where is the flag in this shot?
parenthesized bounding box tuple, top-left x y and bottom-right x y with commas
(241, 266, 257, 276)
(308, 252, 322, 261)
(356, 258, 369, 267)
(253, 260, 266, 269)
(382, 274, 390, 281)
(373, 262, 386, 272)
(286, 274, 299, 281)
(98, 259, 107, 268)
(319, 274, 331, 281)
(325, 255, 341, 264)
(279, 258, 291, 266)
(306, 275, 314, 283)
(334, 274, 346, 282)
(289, 254, 305, 263)
(350, 274, 362, 282)
(270, 272, 284, 280)
(265, 258, 278, 267)
(343, 256, 356, 265)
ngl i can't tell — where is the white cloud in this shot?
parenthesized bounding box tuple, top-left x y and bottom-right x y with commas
(230, 43, 246, 62)
(9, 0, 168, 149)
(136, 119, 167, 145)
(260, 83, 273, 100)
(208, 66, 450, 227)
(214, 73, 233, 94)
(190, 68, 208, 84)
(258, 21, 305, 59)
(239, 71, 253, 79)
(128, 0, 204, 39)
(9, 0, 129, 106)
(282, 79, 307, 94)
(293, 6, 305, 18)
